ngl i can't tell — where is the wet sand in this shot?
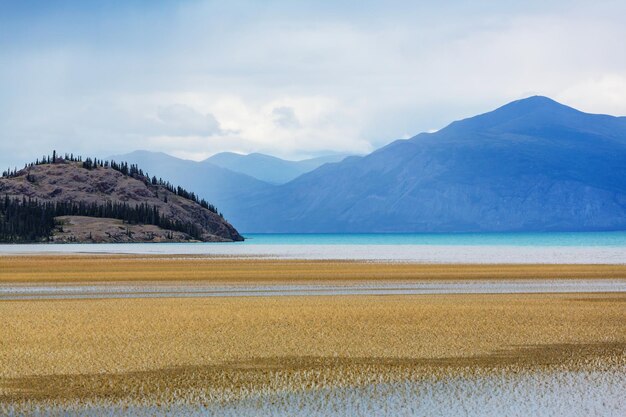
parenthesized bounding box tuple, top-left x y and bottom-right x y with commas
(40, 368, 624, 417)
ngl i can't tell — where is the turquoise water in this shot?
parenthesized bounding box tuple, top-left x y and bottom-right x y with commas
(2, 232, 625, 262)
(240, 232, 626, 247)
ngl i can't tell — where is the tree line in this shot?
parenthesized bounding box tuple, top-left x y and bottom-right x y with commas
(0, 196, 56, 242)
(2, 151, 221, 215)
(0, 196, 208, 243)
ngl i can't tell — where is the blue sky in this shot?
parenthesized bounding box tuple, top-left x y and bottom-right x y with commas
(1, 0, 625, 168)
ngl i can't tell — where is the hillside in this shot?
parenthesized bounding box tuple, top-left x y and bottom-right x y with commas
(0, 156, 243, 242)
(226, 96, 626, 232)
(107, 151, 349, 220)
(206, 152, 349, 184)
(108, 151, 274, 219)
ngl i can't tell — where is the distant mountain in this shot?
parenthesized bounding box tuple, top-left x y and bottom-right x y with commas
(0, 156, 243, 242)
(108, 151, 274, 220)
(227, 96, 626, 232)
(207, 152, 350, 184)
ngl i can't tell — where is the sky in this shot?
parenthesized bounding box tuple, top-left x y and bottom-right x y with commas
(1, 0, 626, 169)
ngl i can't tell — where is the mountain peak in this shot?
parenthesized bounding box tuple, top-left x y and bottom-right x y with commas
(442, 95, 584, 134)
(496, 95, 573, 113)
(230, 95, 626, 233)
(512, 95, 559, 105)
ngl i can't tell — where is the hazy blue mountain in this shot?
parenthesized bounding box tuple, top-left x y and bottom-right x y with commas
(206, 152, 349, 184)
(108, 151, 274, 220)
(228, 96, 626, 232)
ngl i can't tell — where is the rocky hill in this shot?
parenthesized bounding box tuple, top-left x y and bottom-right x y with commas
(0, 156, 243, 243)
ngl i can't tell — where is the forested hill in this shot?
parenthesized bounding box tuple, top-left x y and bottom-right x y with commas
(0, 153, 243, 243)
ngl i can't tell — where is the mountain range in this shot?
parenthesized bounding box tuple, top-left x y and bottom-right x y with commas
(113, 96, 626, 233)
(107, 151, 349, 219)
(207, 152, 349, 184)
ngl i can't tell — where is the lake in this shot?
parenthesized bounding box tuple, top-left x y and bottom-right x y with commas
(242, 231, 626, 246)
(1, 232, 626, 263)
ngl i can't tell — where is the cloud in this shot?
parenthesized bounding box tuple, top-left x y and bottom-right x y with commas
(1, 0, 626, 168)
(556, 74, 626, 116)
(155, 104, 223, 136)
(272, 106, 301, 129)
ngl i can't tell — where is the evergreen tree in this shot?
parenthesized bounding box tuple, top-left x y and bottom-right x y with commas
(1, 151, 224, 241)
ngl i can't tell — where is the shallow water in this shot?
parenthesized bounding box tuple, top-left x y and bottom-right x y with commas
(2, 279, 625, 300)
(2, 242, 626, 263)
(10, 368, 625, 417)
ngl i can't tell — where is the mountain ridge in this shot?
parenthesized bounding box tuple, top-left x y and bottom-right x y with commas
(107, 150, 275, 220)
(206, 152, 350, 184)
(225, 96, 626, 232)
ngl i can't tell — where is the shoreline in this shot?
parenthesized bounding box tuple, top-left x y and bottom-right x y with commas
(1, 243, 626, 264)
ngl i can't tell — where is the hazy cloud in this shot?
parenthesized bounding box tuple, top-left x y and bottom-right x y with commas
(272, 106, 301, 129)
(156, 104, 223, 136)
(0, 0, 625, 167)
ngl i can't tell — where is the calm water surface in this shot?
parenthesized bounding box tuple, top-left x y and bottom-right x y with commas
(242, 232, 626, 246)
(1, 232, 626, 263)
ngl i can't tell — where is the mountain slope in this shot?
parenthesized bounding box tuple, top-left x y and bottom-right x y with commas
(228, 96, 626, 232)
(0, 158, 243, 242)
(108, 151, 274, 219)
(207, 152, 349, 184)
